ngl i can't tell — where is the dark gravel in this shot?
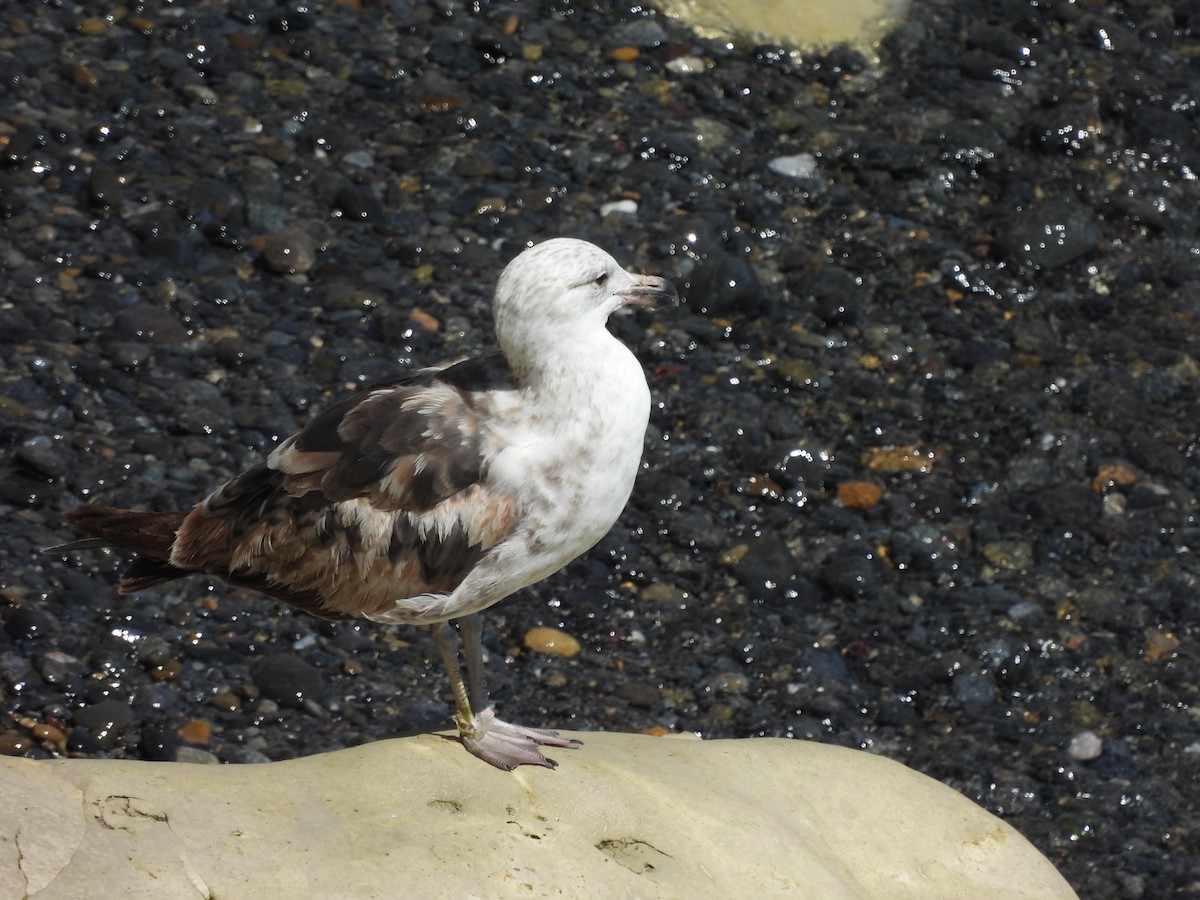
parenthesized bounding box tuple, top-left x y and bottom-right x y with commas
(2, 1, 1199, 896)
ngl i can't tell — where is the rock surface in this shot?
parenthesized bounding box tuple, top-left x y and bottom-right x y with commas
(659, 0, 908, 50)
(1, 734, 1075, 899)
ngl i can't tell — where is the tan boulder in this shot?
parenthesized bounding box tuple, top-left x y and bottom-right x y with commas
(1, 733, 1076, 899)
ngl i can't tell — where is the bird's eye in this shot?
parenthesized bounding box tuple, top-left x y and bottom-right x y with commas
(593, 272, 608, 286)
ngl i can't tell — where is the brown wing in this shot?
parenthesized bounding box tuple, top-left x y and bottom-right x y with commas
(168, 354, 521, 619)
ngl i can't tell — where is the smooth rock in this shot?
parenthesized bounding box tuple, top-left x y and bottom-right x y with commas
(600, 199, 638, 218)
(1068, 730, 1103, 762)
(0, 734, 1076, 898)
(998, 201, 1102, 270)
(769, 152, 819, 179)
(261, 227, 317, 275)
(72, 699, 134, 747)
(250, 653, 326, 708)
(659, 0, 908, 51)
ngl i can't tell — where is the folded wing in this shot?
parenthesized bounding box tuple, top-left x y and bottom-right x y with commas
(168, 354, 521, 618)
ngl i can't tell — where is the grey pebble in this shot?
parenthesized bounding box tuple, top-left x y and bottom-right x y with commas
(262, 227, 317, 274)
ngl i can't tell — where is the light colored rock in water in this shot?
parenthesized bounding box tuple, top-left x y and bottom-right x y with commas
(660, 0, 909, 53)
(1, 733, 1077, 899)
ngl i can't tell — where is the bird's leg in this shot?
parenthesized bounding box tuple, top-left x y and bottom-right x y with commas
(433, 616, 581, 771)
(432, 620, 474, 731)
(458, 612, 488, 712)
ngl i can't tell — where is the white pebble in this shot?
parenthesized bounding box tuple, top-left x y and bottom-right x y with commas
(768, 153, 819, 179)
(1067, 730, 1103, 761)
(343, 150, 376, 169)
(1102, 492, 1127, 517)
(182, 84, 219, 105)
(600, 199, 638, 218)
(292, 633, 317, 650)
(666, 56, 707, 75)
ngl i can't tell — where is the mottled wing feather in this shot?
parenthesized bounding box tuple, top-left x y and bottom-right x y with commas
(168, 354, 520, 619)
(270, 354, 513, 513)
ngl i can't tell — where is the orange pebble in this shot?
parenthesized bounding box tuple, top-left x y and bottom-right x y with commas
(178, 720, 212, 745)
(524, 626, 582, 658)
(838, 481, 884, 510)
(150, 659, 183, 681)
(32, 723, 67, 745)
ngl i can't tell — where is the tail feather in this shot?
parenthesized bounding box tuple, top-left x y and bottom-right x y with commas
(60, 504, 351, 618)
(61, 506, 190, 594)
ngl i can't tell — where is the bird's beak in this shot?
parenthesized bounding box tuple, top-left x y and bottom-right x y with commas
(618, 274, 678, 310)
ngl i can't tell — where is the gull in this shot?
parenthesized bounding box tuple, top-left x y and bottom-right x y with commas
(59, 237, 676, 771)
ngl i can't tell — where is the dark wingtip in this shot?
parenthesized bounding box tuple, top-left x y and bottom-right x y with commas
(60, 505, 186, 561)
(42, 537, 110, 554)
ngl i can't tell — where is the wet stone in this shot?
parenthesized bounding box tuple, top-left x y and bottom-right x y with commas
(4, 605, 55, 640)
(1068, 730, 1103, 761)
(74, 698, 135, 746)
(687, 252, 763, 317)
(0, 732, 32, 756)
(246, 190, 287, 232)
(768, 153, 819, 179)
(262, 227, 317, 274)
(149, 660, 183, 681)
(979, 540, 1036, 573)
(14, 437, 69, 480)
(797, 265, 861, 326)
(31, 722, 66, 746)
(733, 533, 799, 599)
(0, 652, 34, 686)
(998, 201, 1102, 270)
(178, 719, 212, 745)
(1127, 105, 1197, 151)
(66, 727, 103, 754)
(951, 674, 996, 708)
(176, 746, 220, 764)
(819, 548, 883, 601)
(230, 746, 273, 764)
(610, 19, 667, 48)
(251, 653, 326, 709)
(616, 681, 660, 709)
(37, 651, 82, 687)
(211, 691, 242, 712)
(775, 446, 836, 492)
(212, 335, 264, 368)
(184, 178, 244, 223)
(139, 726, 179, 761)
(133, 635, 175, 667)
(706, 671, 750, 695)
(88, 163, 125, 207)
(523, 626, 582, 658)
(112, 306, 190, 344)
(335, 183, 383, 221)
(640, 583, 689, 606)
(1030, 103, 1103, 156)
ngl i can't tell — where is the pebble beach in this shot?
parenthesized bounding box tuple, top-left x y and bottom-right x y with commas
(1, 1, 1198, 895)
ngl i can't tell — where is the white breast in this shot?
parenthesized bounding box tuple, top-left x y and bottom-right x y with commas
(370, 324, 651, 625)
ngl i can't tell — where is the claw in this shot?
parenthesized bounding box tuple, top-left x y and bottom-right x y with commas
(457, 706, 582, 771)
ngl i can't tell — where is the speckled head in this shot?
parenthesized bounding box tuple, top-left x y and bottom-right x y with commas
(492, 238, 676, 362)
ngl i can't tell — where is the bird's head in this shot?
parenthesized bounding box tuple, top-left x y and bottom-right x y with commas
(493, 238, 676, 356)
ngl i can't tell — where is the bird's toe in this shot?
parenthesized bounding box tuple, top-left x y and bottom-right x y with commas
(459, 707, 582, 771)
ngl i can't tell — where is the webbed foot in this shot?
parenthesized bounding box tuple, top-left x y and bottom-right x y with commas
(457, 706, 582, 771)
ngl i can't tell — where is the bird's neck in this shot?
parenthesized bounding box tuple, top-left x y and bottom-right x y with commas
(506, 326, 643, 414)
(504, 324, 610, 387)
